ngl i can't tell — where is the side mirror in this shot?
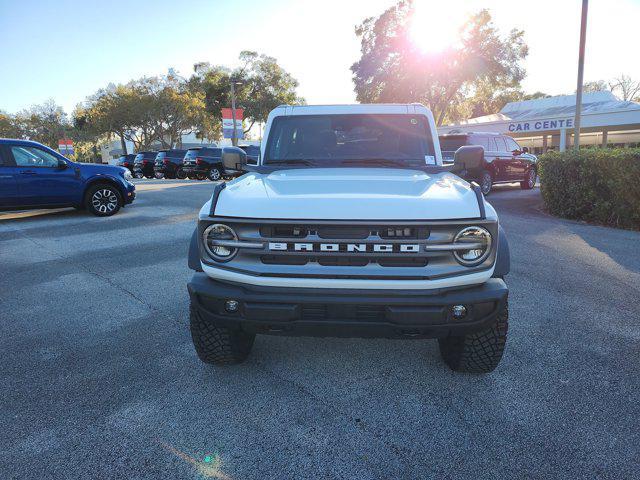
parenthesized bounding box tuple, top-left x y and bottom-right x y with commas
(57, 160, 68, 169)
(221, 147, 247, 172)
(451, 145, 483, 175)
(522, 146, 529, 153)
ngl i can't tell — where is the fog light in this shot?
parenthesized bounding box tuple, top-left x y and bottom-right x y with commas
(451, 305, 467, 319)
(225, 300, 239, 312)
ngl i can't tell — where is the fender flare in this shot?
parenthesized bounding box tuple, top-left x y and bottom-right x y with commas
(188, 227, 203, 272)
(492, 225, 510, 278)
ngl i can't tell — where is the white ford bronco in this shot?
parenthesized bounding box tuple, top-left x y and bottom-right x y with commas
(187, 104, 510, 373)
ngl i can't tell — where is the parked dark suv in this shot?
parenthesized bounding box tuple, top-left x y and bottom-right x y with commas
(239, 144, 260, 165)
(133, 151, 158, 179)
(116, 154, 137, 176)
(182, 147, 225, 181)
(153, 149, 188, 179)
(0, 139, 135, 216)
(439, 132, 537, 195)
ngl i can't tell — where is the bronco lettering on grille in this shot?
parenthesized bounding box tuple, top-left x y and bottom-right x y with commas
(268, 242, 422, 253)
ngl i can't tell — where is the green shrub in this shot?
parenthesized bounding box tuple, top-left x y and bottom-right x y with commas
(538, 148, 640, 230)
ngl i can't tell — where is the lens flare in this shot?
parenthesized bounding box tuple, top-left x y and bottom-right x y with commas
(409, 2, 461, 53)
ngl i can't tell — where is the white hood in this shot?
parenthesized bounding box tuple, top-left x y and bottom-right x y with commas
(213, 168, 484, 221)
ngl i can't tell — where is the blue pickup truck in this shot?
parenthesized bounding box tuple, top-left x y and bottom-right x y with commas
(0, 139, 136, 216)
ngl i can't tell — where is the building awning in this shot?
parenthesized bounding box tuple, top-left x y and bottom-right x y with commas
(439, 91, 640, 137)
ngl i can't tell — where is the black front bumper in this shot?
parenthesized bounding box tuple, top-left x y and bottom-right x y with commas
(187, 273, 508, 339)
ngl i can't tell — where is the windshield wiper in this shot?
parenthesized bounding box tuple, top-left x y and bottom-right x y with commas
(341, 158, 416, 168)
(266, 159, 316, 166)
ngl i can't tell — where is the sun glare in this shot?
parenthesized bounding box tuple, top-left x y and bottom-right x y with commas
(409, 2, 460, 53)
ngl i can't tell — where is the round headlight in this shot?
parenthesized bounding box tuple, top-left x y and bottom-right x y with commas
(453, 226, 492, 266)
(203, 224, 238, 261)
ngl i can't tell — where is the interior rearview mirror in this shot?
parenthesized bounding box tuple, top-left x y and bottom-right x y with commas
(221, 147, 247, 172)
(451, 145, 483, 175)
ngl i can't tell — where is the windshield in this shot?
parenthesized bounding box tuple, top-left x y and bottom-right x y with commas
(264, 114, 435, 166)
(439, 136, 468, 152)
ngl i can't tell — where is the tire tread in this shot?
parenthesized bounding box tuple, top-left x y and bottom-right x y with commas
(439, 301, 508, 373)
(190, 303, 254, 365)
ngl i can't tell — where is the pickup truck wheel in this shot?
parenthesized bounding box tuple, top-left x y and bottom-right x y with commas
(438, 301, 508, 373)
(480, 170, 493, 195)
(520, 168, 536, 190)
(85, 184, 122, 217)
(208, 167, 222, 181)
(176, 168, 187, 180)
(190, 303, 255, 365)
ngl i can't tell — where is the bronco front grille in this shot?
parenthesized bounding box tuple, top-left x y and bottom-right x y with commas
(200, 219, 498, 281)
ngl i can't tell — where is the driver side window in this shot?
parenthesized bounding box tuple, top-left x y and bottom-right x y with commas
(11, 146, 60, 167)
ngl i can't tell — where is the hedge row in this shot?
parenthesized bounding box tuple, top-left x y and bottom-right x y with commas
(538, 148, 640, 230)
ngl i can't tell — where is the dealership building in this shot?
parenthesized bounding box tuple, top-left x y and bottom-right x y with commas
(438, 91, 640, 154)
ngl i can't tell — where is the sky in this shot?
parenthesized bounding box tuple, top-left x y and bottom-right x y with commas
(1, 0, 639, 116)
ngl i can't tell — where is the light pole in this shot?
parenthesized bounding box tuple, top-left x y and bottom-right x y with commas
(230, 81, 242, 146)
(573, 0, 588, 150)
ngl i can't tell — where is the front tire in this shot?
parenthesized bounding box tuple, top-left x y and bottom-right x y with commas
(438, 301, 508, 373)
(521, 168, 536, 190)
(85, 184, 122, 217)
(190, 303, 255, 365)
(208, 167, 222, 181)
(176, 168, 187, 180)
(479, 170, 493, 195)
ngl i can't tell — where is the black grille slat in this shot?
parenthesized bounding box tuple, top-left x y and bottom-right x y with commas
(256, 223, 433, 268)
(301, 304, 327, 320)
(317, 226, 370, 239)
(261, 255, 308, 265)
(377, 257, 428, 267)
(317, 257, 369, 267)
(300, 304, 386, 322)
(356, 305, 385, 321)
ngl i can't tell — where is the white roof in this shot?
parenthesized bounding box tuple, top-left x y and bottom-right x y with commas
(273, 103, 428, 115)
(440, 92, 640, 134)
(499, 91, 639, 120)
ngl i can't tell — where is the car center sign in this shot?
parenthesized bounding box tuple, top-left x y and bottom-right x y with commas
(508, 118, 574, 132)
(222, 108, 244, 139)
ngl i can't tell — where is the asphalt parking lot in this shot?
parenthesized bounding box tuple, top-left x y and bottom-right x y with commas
(1, 178, 639, 480)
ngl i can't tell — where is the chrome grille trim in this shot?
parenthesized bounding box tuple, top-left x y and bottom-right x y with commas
(200, 218, 498, 280)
